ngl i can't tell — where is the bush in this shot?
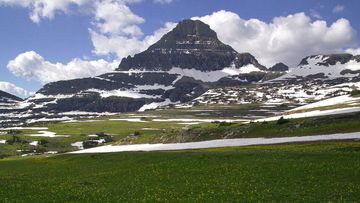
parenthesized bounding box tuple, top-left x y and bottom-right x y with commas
(36, 146, 47, 154)
(219, 122, 233, 127)
(104, 136, 114, 143)
(83, 140, 100, 149)
(96, 132, 107, 137)
(95, 132, 114, 142)
(134, 131, 141, 136)
(0, 154, 10, 159)
(6, 136, 22, 145)
(7, 130, 22, 135)
(277, 116, 289, 125)
(39, 139, 49, 146)
(350, 89, 360, 97)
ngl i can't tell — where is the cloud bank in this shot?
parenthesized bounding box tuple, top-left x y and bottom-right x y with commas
(192, 10, 357, 67)
(0, 81, 33, 98)
(7, 51, 119, 84)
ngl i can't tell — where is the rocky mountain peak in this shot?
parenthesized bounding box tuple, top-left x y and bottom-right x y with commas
(147, 19, 233, 51)
(299, 54, 354, 66)
(117, 19, 264, 72)
(269, 63, 289, 72)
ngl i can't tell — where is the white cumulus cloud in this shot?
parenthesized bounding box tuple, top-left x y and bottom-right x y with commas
(0, 0, 90, 23)
(192, 10, 357, 67)
(7, 51, 119, 84)
(90, 21, 176, 58)
(0, 81, 33, 98)
(94, 0, 144, 36)
(89, 0, 176, 58)
(346, 48, 360, 56)
(333, 4, 345, 13)
(153, 0, 173, 4)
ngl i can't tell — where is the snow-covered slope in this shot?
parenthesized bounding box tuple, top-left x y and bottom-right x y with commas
(0, 90, 24, 126)
(188, 54, 360, 107)
(278, 54, 360, 80)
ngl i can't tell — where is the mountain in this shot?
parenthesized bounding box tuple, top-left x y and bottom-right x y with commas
(19, 19, 280, 116)
(283, 54, 360, 79)
(269, 63, 289, 72)
(5, 20, 360, 126)
(191, 54, 360, 106)
(0, 90, 23, 126)
(118, 19, 266, 72)
(0, 90, 22, 103)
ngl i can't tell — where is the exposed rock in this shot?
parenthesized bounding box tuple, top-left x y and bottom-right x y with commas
(117, 20, 265, 72)
(0, 90, 22, 103)
(269, 63, 289, 72)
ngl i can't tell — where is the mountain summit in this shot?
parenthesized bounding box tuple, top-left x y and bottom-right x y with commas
(150, 19, 226, 49)
(118, 19, 265, 71)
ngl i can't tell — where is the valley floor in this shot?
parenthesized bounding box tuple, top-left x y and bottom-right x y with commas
(2, 102, 360, 157)
(0, 141, 359, 202)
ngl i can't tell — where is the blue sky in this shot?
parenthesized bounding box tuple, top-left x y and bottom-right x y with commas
(0, 0, 359, 98)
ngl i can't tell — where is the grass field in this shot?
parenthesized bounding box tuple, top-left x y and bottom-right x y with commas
(0, 141, 359, 202)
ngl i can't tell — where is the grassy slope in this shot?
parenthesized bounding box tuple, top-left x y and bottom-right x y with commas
(0, 120, 183, 156)
(0, 141, 359, 202)
(144, 112, 360, 143)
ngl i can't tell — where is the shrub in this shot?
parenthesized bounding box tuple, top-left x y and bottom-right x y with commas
(219, 122, 233, 127)
(104, 135, 114, 143)
(350, 89, 360, 97)
(39, 139, 49, 146)
(96, 132, 107, 137)
(95, 132, 114, 142)
(0, 154, 10, 159)
(6, 136, 22, 145)
(36, 146, 47, 154)
(83, 140, 100, 149)
(7, 130, 22, 135)
(277, 116, 289, 125)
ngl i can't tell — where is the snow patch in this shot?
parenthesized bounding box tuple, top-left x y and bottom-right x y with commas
(291, 95, 360, 111)
(138, 99, 173, 112)
(109, 118, 148, 122)
(70, 132, 360, 153)
(27, 131, 70, 138)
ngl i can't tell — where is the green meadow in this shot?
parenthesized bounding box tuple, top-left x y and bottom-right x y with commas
(0, 141, 359, 202)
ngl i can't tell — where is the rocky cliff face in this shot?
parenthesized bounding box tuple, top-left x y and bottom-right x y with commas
(118, 20, 265, 72)
(269, 63, 289, 72)
(0, 90, 22, 103)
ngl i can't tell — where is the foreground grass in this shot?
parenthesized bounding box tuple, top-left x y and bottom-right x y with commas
(0, 141, 360, 202)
